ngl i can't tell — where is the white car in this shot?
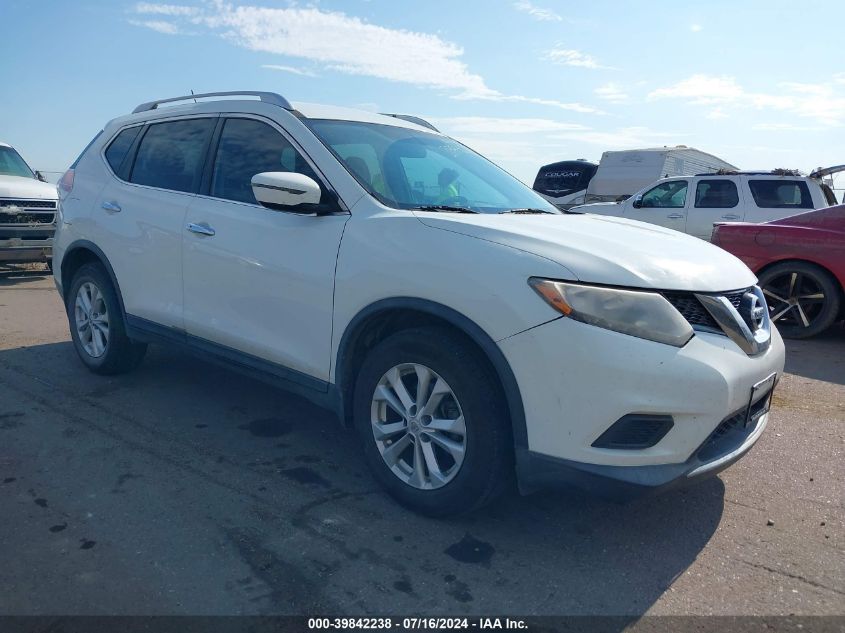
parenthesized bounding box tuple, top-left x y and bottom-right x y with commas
(0, 141, 59, 265)
(573, 172, 836, 240)
(53, 91, 785, 515)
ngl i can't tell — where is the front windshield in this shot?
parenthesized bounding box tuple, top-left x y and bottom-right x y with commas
(307, 120, 559, 214)
(0, 146, 35, 179)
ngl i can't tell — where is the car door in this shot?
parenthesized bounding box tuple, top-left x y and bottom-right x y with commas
(182, 115, 349, 383)
(744, 177, 816, 224)
(684, 178, 743, 241)
(92, 116, 217, 328)
(625, 179, 689, 232)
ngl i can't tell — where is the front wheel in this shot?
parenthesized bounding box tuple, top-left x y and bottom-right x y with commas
(759, 262, 841, 339)
(353, 327, 512, 516)
(67, 263, 147, 374)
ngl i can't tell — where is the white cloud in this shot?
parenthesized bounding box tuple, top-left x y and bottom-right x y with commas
(130, 2, 602, 114)
(552, 126, 684, 149)
(545, 47, 609, 70)
(261, 64, 318, 77)
(595, 82, 629, 103)
(752, 123, 822, 132)
(430, 117, 589, 135)
(690, 24, 702, 32)
(134, 2, 200, 16)
(649, 73, 845, 126)
(513, 1, 562, 22)
(128, 19, 181, 34)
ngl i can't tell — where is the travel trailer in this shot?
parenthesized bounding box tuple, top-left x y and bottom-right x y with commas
(534, 146, 736, 209)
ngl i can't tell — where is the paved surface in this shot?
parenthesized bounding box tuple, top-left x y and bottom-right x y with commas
(0, 269, 842, 616)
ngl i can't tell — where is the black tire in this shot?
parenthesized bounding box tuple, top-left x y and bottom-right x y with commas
(759, 261, 842, 339)
(353, 326, 512, 516)
(66, 263, 147, 374)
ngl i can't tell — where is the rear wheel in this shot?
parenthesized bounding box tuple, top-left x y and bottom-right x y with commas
(759, 261, 841, 339)
(353, 327, 512, 516)
(67, 263, 147, 374)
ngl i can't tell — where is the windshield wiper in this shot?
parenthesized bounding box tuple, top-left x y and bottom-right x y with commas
(498, 208, 555, 214)
(413, 205, 479, 214)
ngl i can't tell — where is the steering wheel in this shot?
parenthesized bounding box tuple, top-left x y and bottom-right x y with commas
(439, 195, 471, 208)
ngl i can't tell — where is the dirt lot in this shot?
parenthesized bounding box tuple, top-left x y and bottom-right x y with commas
(0, 267, 843, 616)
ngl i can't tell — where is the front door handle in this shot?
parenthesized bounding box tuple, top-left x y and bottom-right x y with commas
(720, 214, 741, 220)
(666, 213, 684, 219)
(186, 222, 216, 236)
(101, 200, 122, 213)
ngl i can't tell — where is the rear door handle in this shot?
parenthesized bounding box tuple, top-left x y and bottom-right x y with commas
(101, 200, 121, 213)
(666, 213, 684, 219)
(720, 214, 741, 220)
(186, 222, 216, 236)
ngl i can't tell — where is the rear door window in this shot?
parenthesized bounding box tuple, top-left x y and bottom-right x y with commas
(694, 179, 739, 208)
(104, 126, 142, 175)
(748, 180, 813, 209)
(129, 118, 215, 193)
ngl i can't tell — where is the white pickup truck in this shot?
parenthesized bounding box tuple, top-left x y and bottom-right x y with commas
(0, 142, 59, 266)
(572, 170, 838, 241)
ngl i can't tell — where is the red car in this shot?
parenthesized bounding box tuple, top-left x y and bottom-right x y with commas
(712, 204, 845, 338)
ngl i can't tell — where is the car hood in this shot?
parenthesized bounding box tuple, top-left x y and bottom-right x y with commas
(414, 212, 756, 292)
(0, 175, 58, 199)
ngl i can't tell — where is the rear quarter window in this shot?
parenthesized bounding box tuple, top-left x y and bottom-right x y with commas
(749, 180, 813, 209)
(104, 126, 142, 175)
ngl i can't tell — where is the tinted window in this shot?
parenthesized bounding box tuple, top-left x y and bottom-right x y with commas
(695, 179, 738, 208)
(211, 118, 321, 204)
(749, 180, 813, 209)
(640, 181, 688, 208)
(130, 118, 215, 193)
(104, 126, 141, 174)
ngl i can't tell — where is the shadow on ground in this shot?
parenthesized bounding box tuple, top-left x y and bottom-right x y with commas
(0, 336, 725, 618)
(782, 323, 845, 386)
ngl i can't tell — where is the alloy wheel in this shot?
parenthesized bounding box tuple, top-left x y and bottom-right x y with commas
(370, 363, 467, 490)
(74, 281, 110, 358)
(762, 271, 826, 331)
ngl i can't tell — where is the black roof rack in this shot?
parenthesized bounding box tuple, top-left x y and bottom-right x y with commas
(694, 169, 804, 177)
(132, 91, 293, 114)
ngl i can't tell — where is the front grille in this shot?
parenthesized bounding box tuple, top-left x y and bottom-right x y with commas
(0, 212, 55, 225)
(696, 394, 769, 462)
(663, 288, 751, 332)
(0, 199, 57, 209)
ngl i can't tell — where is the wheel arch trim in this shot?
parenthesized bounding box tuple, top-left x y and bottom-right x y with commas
(335, 297, 529, 449)
(60, 240, 128, 322)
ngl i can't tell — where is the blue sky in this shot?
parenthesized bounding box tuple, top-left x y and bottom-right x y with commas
(2, 0, 844, 186)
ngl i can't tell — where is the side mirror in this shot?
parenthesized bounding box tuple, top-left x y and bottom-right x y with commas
(35, 171, 47, 183)
(632, 195, 643, 209)
(251, 172, 322, 212)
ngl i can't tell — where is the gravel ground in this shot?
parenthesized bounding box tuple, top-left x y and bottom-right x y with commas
(0, 267, 842, 616)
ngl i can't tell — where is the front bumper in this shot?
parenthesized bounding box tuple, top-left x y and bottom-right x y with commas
(0, 241, 53, 263)
(500, 315, 785, 497)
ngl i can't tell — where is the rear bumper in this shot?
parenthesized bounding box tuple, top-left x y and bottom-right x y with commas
(517, 408, 770, 500)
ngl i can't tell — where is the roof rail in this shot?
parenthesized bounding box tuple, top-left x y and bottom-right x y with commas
(381, 113, 439, 132)
(132, 91, 293, 114)
(694, 169, 803, 177)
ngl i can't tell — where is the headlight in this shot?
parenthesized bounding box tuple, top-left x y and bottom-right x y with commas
(529, 278, 694, 347)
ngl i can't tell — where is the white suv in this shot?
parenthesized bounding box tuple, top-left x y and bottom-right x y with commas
(53, 91, 785, 515)
(573, 171, 835, 241)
